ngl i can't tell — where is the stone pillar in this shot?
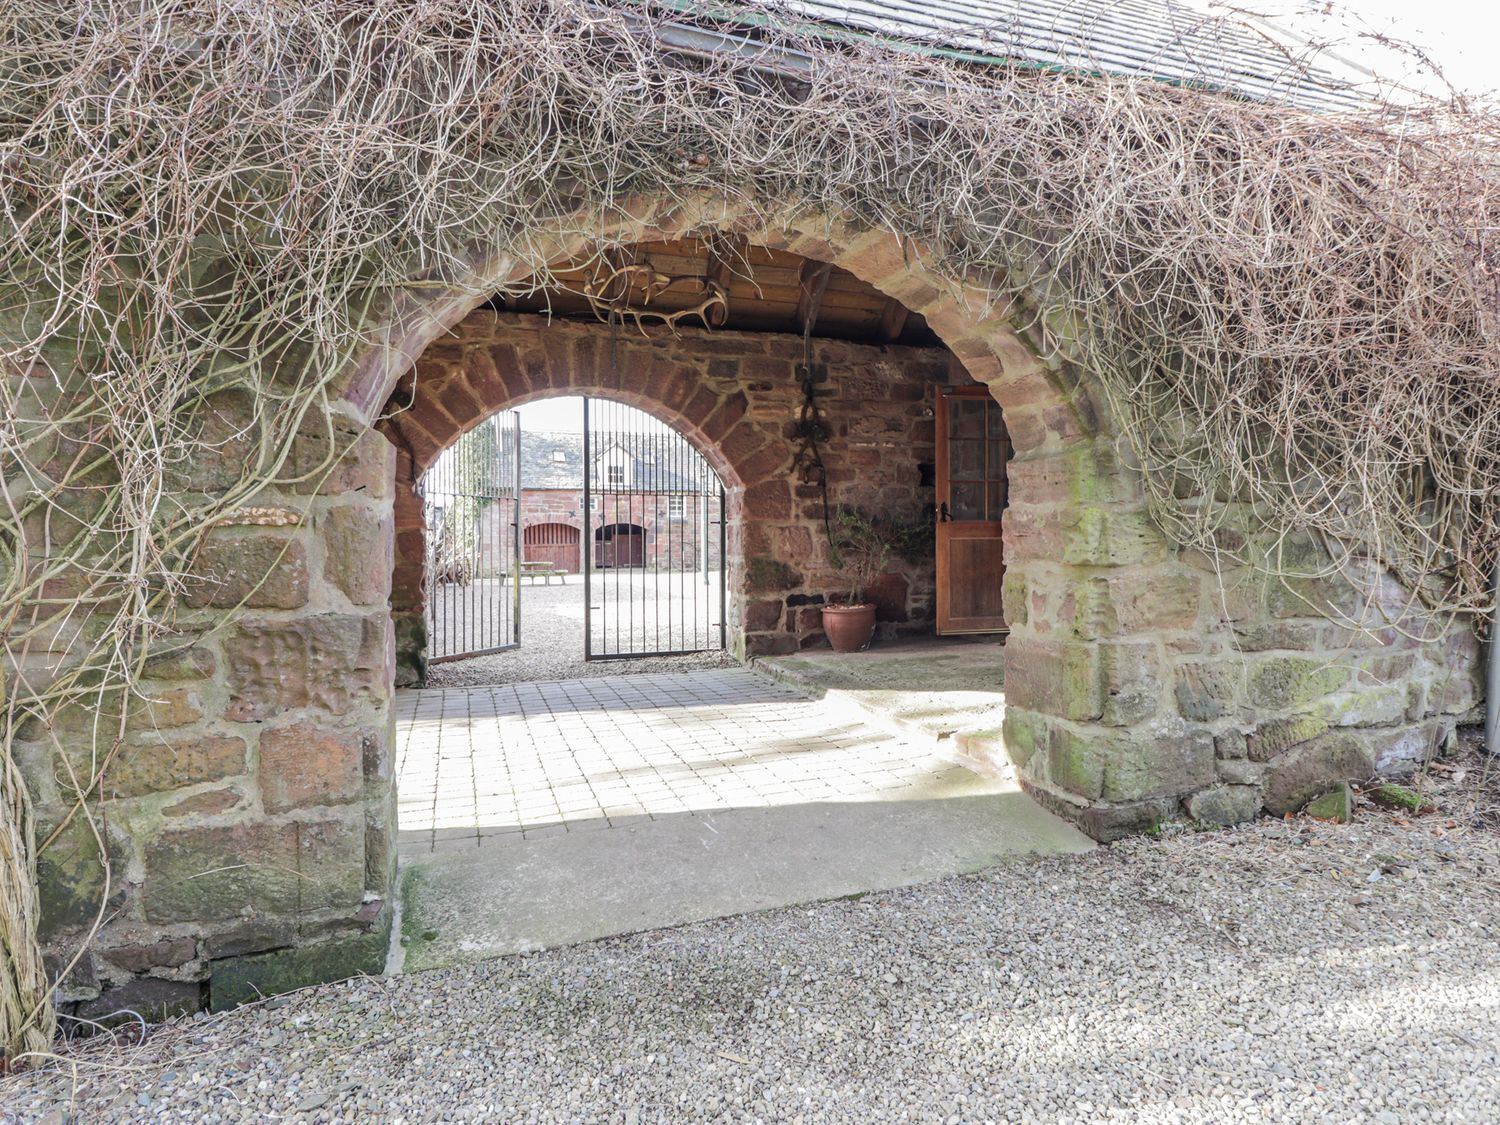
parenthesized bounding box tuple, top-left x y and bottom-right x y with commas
(30, 417, 399, 1017)
(994, 395, 1480, 839)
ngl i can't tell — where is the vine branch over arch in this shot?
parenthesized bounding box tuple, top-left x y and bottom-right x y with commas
(0, 0, 1497, 1061)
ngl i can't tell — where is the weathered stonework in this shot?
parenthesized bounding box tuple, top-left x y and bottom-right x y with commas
(21, 423, 397, 1018)
(23, 203, 1484, 1017)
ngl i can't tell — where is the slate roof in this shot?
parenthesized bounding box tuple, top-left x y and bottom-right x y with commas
(663, 0, 1367, 108)
(521, 431, 708, 492)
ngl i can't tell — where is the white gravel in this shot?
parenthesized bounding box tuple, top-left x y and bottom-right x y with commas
(427, 577, 736, 688)
(7, 757, 1500, 1124)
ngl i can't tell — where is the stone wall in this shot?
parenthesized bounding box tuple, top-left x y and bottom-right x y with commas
(998, 473, 1482, 838)
(23, 420, 398, 1019)
(381, 311, 956, 682)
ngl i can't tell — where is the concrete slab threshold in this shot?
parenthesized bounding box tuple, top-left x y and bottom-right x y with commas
(395, 787, 1093, 973)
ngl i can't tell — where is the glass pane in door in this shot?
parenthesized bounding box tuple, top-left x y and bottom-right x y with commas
(950, 398, 985, 440)
(951, 481, 983, 521)
(951, 440, 984, 479)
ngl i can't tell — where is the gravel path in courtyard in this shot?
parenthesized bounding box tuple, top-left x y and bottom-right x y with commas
(427, 576, 736, 687)
(7, 751, 1500, 1125)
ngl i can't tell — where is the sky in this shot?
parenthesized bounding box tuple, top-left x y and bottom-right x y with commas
(512, 395, 677, 436)
(515, 396, 583, 433)
(1217, 0, 1498, 99)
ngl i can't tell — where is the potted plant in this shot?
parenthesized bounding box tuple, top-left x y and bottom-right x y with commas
(822, 506, 893, 653)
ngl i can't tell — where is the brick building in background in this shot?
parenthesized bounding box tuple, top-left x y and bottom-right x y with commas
(474, 427, 725, 574)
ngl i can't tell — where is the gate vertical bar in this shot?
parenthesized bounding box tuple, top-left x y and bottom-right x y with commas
(511, 410, 522, 646)
(582, 396, 593, 662)
(718, 481, 727, 651)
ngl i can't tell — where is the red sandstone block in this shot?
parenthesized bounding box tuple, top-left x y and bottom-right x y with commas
(736, 357, 795, 382)
(460, 347, 508, 407)
(224, 613, 388, 722)
(106, 734, 246, 800)
(539, 332, 578, 386)
(743, 481, 792, 520)
(658, 367, 700, 414)
(322, 506, 393, 606)
(183, 534, 309, 611)
(736, 443, 791, 485)
(718, 423, 767, 466)
(259, 721, 366, 813)
(744, 599, 783, 631)
(796, 606, 824, 635)
(680, 384, 722, 432)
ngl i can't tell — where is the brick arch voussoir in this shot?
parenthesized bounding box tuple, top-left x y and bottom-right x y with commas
(388, 325, 768, 496)
(345, 195, 1121, 460)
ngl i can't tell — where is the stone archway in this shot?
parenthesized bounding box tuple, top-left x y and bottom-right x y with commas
(343, 203, 1174, 835)
(39, 199, 1476, 1018)
(339, 201, 1476, 838)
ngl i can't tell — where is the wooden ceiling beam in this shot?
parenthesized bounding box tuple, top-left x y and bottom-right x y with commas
(703, 233, 745, 327)
(875, 296, 911, 343)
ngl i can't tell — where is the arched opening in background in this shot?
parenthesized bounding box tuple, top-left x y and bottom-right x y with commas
(524, 522, 581, 573)
(593, 522, 646, 569)
(412, 393, 731, 678)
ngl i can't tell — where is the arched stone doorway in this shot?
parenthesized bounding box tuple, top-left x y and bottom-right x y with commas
(355, 204, 1148, 829)
(522, 523, 581, 573)
(344, 201, 1474, 836)
(594, 523, 646, 569)
(41, 200, 1475, 1015)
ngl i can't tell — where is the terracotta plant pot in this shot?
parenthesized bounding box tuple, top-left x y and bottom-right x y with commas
(822, 603, 877, 653)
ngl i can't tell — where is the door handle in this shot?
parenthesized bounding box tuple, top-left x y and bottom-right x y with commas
(939, 502, 951, 523)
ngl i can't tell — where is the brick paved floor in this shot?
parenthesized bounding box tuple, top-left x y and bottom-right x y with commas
(395, 667, 988, 856)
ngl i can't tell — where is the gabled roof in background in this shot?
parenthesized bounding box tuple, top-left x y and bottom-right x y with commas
(656, 0, 1369, 109)
(522, 431, 707, 492)
(523, 431, 586, 490)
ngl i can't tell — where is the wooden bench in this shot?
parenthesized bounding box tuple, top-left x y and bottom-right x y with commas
(519, 560, 564, 585)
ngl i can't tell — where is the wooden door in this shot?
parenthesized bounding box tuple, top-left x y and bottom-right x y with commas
(616, 530, 644, 568)
(523, 523, 581, 573)
(935, 386, 1009, 634)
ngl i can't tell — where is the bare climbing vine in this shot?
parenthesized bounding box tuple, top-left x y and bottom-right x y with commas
(0, 0, 1496, 1063)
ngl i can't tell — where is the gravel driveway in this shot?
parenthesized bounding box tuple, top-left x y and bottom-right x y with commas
(7, 754, 1500, 1123)
(428, 575, 735, 687)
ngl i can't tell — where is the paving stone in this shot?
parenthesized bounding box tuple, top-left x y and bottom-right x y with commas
(394, 668, 994, 857)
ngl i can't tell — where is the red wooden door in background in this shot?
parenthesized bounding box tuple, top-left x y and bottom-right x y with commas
(935, 385, 1009, 634)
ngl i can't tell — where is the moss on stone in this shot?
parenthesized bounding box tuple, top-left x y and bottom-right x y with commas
(1046, 729, 1104, 800)
(1313, 687, 1407, 729)
(1247, 715, 1329, 762)
(1302, 782, 1353, 823)
(1249, 657, 1346, 710)
(209, 919, 389, 1012)
(1185, 784, 1262, 827)
(1365, 782, 1437, 814)
(1101, 730, 1214, 803)
(37, 819, 112, 941)
(1002, 711, 1043, 769)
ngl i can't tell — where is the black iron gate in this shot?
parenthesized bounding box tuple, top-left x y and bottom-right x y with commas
(584, 397, 727, 659)
(421, 411, 521, 662)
